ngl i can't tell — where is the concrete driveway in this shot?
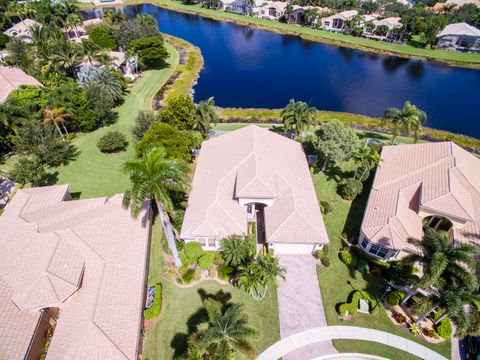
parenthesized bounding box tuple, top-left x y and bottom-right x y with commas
(277, 255, 337, 359)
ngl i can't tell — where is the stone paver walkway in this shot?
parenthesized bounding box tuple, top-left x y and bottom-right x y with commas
(277, 255, 337, 359)
(258, 326, 448, 360)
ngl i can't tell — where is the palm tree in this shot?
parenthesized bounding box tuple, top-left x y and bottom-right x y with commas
(352, 145, 380, 181)
(43, 107, 70, 139)
(194, 97, 218, 137)
(122, 147, 189, 267)
(51, 37, 83, 77)
(187, 298, 257, 359)
(220, 234, 252, 267)
(382, 101, 427, 144)
(88, 67, 124, 101)
(281, 99, 317, 137)
(400, 229, 478, 306)
(81, 39, 112, 66)
(65, 13, 83, 39)
(302, 8, 318, 26)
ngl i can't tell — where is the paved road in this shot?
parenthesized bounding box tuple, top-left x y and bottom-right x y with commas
(258, 326, 448, 360)
(277, 255, 337, 360)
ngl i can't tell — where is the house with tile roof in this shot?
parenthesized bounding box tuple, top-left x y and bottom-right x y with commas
(360, 142, 480, 261)
(320, 10, 358, 31)
(0, 66, 42, 103)
(180, 125, 329, 254)
(436, 22, 480, 51)
(0, 185, 151, 359)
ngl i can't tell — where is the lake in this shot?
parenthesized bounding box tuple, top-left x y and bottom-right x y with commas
(84, 4, 480, 138)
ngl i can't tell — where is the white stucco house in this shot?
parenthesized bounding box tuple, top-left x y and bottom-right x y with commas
(363, 17, 403, 41)
(3, 19, 38, 42)
(320, 10, 358, 31)
(436, 22, 480, 51)
(257, 1, 288, 20)
(180, 125, 330, 255)
(360, 142, 480, 261)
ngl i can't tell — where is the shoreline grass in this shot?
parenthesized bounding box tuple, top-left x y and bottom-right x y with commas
(110, 0, 480, 69)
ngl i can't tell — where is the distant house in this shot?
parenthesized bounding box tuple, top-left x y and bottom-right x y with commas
(436, 22, 480, 51)
(225, 0, 256, 15)
(181, 125, 329, 255)
(258, 1, 288, 20)
(321, 10, 358, 31)
(0, 185, 151, 359)
(445, 0, 480, 7)
(0, 66, 41, 103)
(3, 19, 38, 42)
(286, 5, 305, 24)
(360, 142, 480, 261)
(363, 17, 403, 41)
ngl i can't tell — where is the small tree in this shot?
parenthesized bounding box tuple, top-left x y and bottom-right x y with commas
(97, 131, 128, 153)
(132, 110, 159, 141)
(130, 36, 168, 69)
(11, 156, 48, 186)
(194, 97, 218, 137)
(281, 99, 317, 136)
(158, 95, 196, 131)
(382, 101, 427, 144)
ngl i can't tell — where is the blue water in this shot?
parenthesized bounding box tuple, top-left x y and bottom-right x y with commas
(84, 5, 480, 138)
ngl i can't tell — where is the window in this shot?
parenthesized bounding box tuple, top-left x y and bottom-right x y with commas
(377, 247, 388, 259)
(196, 238, 206, 246)
(368, 243, 389, 259)
(324, 21, 330, 27)
(368, 244, 380, 255)
(208, 238, 215, 247)
(361, 238, 368, 249)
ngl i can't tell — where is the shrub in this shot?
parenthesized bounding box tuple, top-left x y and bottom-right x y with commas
(356, 258, 370, 274)
(339, 178, 363, 200)
(320, 200, 334, 215)
(423, 328, 437, 338)
(132, 110, 159, 141)
(97, 131, 128, 153)
(386, 290, 405, 306)
(218, 264, 234, 281)
(321, 257, 331, 267)
(392, 311, 406, 324)
(88, 25, 117, 50)
(314, 245, 331, 267)
(180, 268, 195, 284)
(184, 241, 203, 260)
(194, 268, 203, 282)
(144, 284, 162, 319)
(209, 266, 218, 278)
(409, 322, 421, 335)
(198, 252, 214, 270)
(129, 36, 168, 69)
(337, 290, 378, 316)
(0, 33, 10, 49)
(433, 313, 452, 339)
(339, 250, 357, 268)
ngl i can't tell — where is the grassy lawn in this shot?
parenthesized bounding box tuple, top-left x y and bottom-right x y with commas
(312, 164, 452, 359)
(143, 219, 280, 360)
(50, 43, 178, 199)
(122, 0, 480, 68)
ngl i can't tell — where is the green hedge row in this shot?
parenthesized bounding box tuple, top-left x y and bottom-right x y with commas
(144, 284, 162, 319)
(337, 290, 379, 316)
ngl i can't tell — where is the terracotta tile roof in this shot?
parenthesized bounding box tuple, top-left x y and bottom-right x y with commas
(0, 186, 151, 359)
(0, 66, 42, 102)
(361, 142, 480, 251)
(181, 125, 329, 245)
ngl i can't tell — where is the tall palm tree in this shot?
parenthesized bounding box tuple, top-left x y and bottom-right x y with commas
(302, 8, 318, 26)
(281, 99, 317, 137)
(80, 39, 113, 66)
(43, 107, 70, 139)
(352, 145, 380, 181)
(188, 298, 257, 359)
(88, 67, 124, 101)
(382, 101, 427, 144)
(220, 235, 253, 267)
(194, 97, 218, 138)
(51, 37, 83, 77)
(400, 229, 478, 306)
(122, 147, 189, 267)
(65, 13, 83, 39)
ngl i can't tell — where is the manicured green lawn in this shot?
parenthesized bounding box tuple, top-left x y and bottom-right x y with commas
(312, 165, 452, 359)
(125, 0, 480, 67)
(143, 219, 280, 360)
(52, 43, 178, 199)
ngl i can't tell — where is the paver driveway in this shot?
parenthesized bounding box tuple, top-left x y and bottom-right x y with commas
(277, 255, 337, 359)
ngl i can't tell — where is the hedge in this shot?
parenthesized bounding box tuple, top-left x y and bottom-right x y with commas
(434, 312, 453, 339)
(184, 241, 203, 259)
(337, 290, 379, 316)
(386, 290, 405, 306)
(144, 284, 162, 319)
(339, 250, 357, 268)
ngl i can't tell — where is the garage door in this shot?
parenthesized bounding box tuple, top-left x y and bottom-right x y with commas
(273, 243, 316, 255)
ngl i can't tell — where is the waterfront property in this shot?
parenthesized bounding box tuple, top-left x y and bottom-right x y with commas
(180, 125, 329, 254)
(320, 10, 358, 31)
(436, 22, 480, 51)
(3, 19, 38, 41)
(360, 142, 480, 261)
(257, 1, 288, 20)
(363, 17, 403, 41)
(0, 185, 151, 359)
(0, 66, 42, 103)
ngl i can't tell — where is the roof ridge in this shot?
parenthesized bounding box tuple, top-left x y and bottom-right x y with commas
(70, 229, 106, 262)
(91, 321, 130, 360)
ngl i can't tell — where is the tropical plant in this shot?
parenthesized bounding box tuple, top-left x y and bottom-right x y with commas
(132, 110, 159, 141)
(382, 101, 427, 143)
(352, 145, 381, 181)
(400, 229, 479, 307)
(220, 234, 253, 267)
(11, 156, 48, 186)
(187, 299, 257, 359)
(338, 178, 363, 200)
(43, 106, 69, 139)
(122, 147, 189, 265)
(409, 322, 422, 336)
(281, 99, 317, 136)
(97, 130, 128, 153)
(194, 97, 218, 137)
(78, 67, 124, 102)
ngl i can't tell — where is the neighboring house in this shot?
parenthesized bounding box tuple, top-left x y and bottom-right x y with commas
(321, 10, 358, 31)
(446, 0, 480, 7)
(3, 19, 38, 41)
(286, 5, 305, 24)
(0, 66, 41, 103)
(225, 0, 256, 15)
(258, 1, 288, 20)
(363, 17, 402, 41)
(436, 22, 480, 51)
(220, 0, 236, 9)
(360, 142, 480, 261)
(108, 51, 138, 78)
(0, 185, 151, 359)
(180, 125, 329, 255)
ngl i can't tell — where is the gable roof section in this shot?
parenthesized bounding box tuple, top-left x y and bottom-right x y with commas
(0, 66, 42, 102)
(361, 142, 480, 251)
(0, 188, 150, 360)
(181, 125, 329, 245)
(437, 22, 480, 38)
